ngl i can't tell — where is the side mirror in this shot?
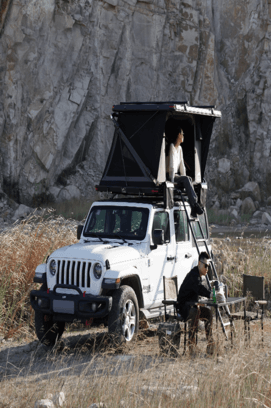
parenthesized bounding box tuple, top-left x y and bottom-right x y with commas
(152, 229, 164, 246)
(77, 225, 84, 240)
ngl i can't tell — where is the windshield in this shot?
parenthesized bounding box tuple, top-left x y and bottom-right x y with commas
(84, 206, 149, 241)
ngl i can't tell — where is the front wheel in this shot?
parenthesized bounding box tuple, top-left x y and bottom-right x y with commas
(108, 285, 139, 344)
(34, 284, 65, 346)
(35, 311, 65, 346)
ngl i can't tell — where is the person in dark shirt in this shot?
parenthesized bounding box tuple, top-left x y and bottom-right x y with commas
(177, 251, 214, 354)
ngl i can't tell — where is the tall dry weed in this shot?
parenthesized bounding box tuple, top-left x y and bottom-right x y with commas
(0, 210, 77, 339)
(212, 235, 271, 299)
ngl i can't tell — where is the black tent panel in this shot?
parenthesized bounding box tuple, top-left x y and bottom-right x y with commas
(99, 111, 167, 190)
(195, 115, 215, 179)
(118, 111, 167, 179)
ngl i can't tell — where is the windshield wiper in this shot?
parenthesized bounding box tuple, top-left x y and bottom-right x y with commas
(112, 234, 127, 244)
(87, 233, 109, 244)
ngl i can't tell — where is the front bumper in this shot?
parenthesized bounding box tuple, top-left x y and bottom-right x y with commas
(30, 284, 112, 322)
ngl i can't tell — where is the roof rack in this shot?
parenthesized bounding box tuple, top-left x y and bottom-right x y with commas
(119, 101, 188, 105)
(112, 102, 221, 117)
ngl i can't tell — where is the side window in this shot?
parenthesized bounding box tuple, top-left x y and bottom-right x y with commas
(192, 212, 208, 239)
(152, 211, 170, 243)
(174, 210, 188, 242)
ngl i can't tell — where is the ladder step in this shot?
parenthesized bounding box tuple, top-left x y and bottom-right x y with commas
(196, 238, 207, 243)
(223, 322, 231, 327)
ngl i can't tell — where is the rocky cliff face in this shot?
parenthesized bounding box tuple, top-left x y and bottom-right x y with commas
(0, 0, 271, 218)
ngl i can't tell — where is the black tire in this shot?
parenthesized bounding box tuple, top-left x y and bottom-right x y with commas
(108, 285, 139, 344)
(34, 284, 65, 346)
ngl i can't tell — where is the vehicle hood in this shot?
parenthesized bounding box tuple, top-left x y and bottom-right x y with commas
(50, 241, 142, 265)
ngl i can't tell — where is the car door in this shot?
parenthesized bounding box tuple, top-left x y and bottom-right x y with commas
(145, 210, 175, 309)
(173, 208, 196, 288)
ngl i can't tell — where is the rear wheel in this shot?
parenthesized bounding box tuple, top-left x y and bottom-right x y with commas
(108, 285, 139, 344)
(34, 284, 65, 346)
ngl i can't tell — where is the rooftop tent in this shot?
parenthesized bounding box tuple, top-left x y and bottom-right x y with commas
(97, 103, 221, 195)
(99, 110, 168, 192)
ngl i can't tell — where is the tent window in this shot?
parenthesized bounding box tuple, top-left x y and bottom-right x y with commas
(165, 117, 195, 179)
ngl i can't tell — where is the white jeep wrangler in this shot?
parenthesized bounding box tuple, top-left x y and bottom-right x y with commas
(30, 102, 221, 345)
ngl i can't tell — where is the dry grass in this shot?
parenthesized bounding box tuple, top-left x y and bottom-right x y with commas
(0, 322, 271, 407)
(212, 234, 271, 300)
(0, 218, 271, 407)
(0, 210, 77, 339)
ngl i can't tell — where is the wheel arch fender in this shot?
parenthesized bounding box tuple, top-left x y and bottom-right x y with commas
(120, 274, 144, 309)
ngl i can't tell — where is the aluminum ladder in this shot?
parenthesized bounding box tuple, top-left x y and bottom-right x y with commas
(178, 191, 233, 340)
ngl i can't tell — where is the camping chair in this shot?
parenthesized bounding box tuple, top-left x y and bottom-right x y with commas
(231, 274, 267, 343)
(159, 276, 188, 354)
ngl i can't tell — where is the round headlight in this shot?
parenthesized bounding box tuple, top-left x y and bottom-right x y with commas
(93, 263, 102, 279)
(49, 259, 56, 276)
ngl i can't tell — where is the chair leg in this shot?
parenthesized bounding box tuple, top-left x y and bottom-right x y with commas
(230, 318, 233, 347)
(261, 306, 264, 346)
(183, 322, 187, 355)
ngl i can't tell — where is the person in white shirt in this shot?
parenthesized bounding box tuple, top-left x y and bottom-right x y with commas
(166, 127, 203, 217)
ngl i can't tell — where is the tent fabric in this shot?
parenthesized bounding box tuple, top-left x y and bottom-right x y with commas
(195, 115, 215, 179)
(100, 111, 167, 188)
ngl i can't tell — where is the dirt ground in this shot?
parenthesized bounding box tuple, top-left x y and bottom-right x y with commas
(0, 320, 270, 384)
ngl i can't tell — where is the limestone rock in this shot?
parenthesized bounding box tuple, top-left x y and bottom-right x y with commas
(230, 208, 239, 220)
(241, 197, 256, 215)
(237, 182, 261, 202)
(218, 158, 231, 174)
(262, 212, 271, 225)
(34, 400, 55, 408)
(0, 0, 271, 208)
(12, 204, 34, 220)
(250, 210, 263, 224)
(211, 201, 220, 210)
(236, 199, 242, 209)
(58, 186, 81, 202)
(52, 393, 65, 407)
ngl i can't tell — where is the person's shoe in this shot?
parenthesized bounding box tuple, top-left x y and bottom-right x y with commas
(190, 206, 198, 218)
(194, 202, 204, 215)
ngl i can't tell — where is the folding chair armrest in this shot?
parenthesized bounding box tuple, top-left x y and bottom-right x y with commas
(162, 299, 178, 306)
(256, 300, 267, 306)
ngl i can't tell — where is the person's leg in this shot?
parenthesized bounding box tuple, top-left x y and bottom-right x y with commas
(187, 307, 200, 352)
(199, 306, 215, 354)
(174, 175, 203, 216)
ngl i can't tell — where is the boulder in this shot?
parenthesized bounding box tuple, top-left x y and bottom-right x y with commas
(236, 199, 242, 209)
(230, 208, 239, 220)
(241, 197, 256, 215)
(218, 158, 231, 173)
(48, 186, 61, 202)
(34, 400, 55, 408)
(58, 185, 81, 201)
(250, 210, 263, 225)
(211, 201, 220, 210)
(12, 204, 34, 221)
(52, 393, 65, 407)
(238, 182, 261, 202)
(262, 212, 271, 225)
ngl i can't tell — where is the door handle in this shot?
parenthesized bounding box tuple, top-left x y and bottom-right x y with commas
(185, 253, 192, 258)
(167, 256, 175, 261)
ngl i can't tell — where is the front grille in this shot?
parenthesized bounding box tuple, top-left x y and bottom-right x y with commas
(56, 260, 91, 288)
